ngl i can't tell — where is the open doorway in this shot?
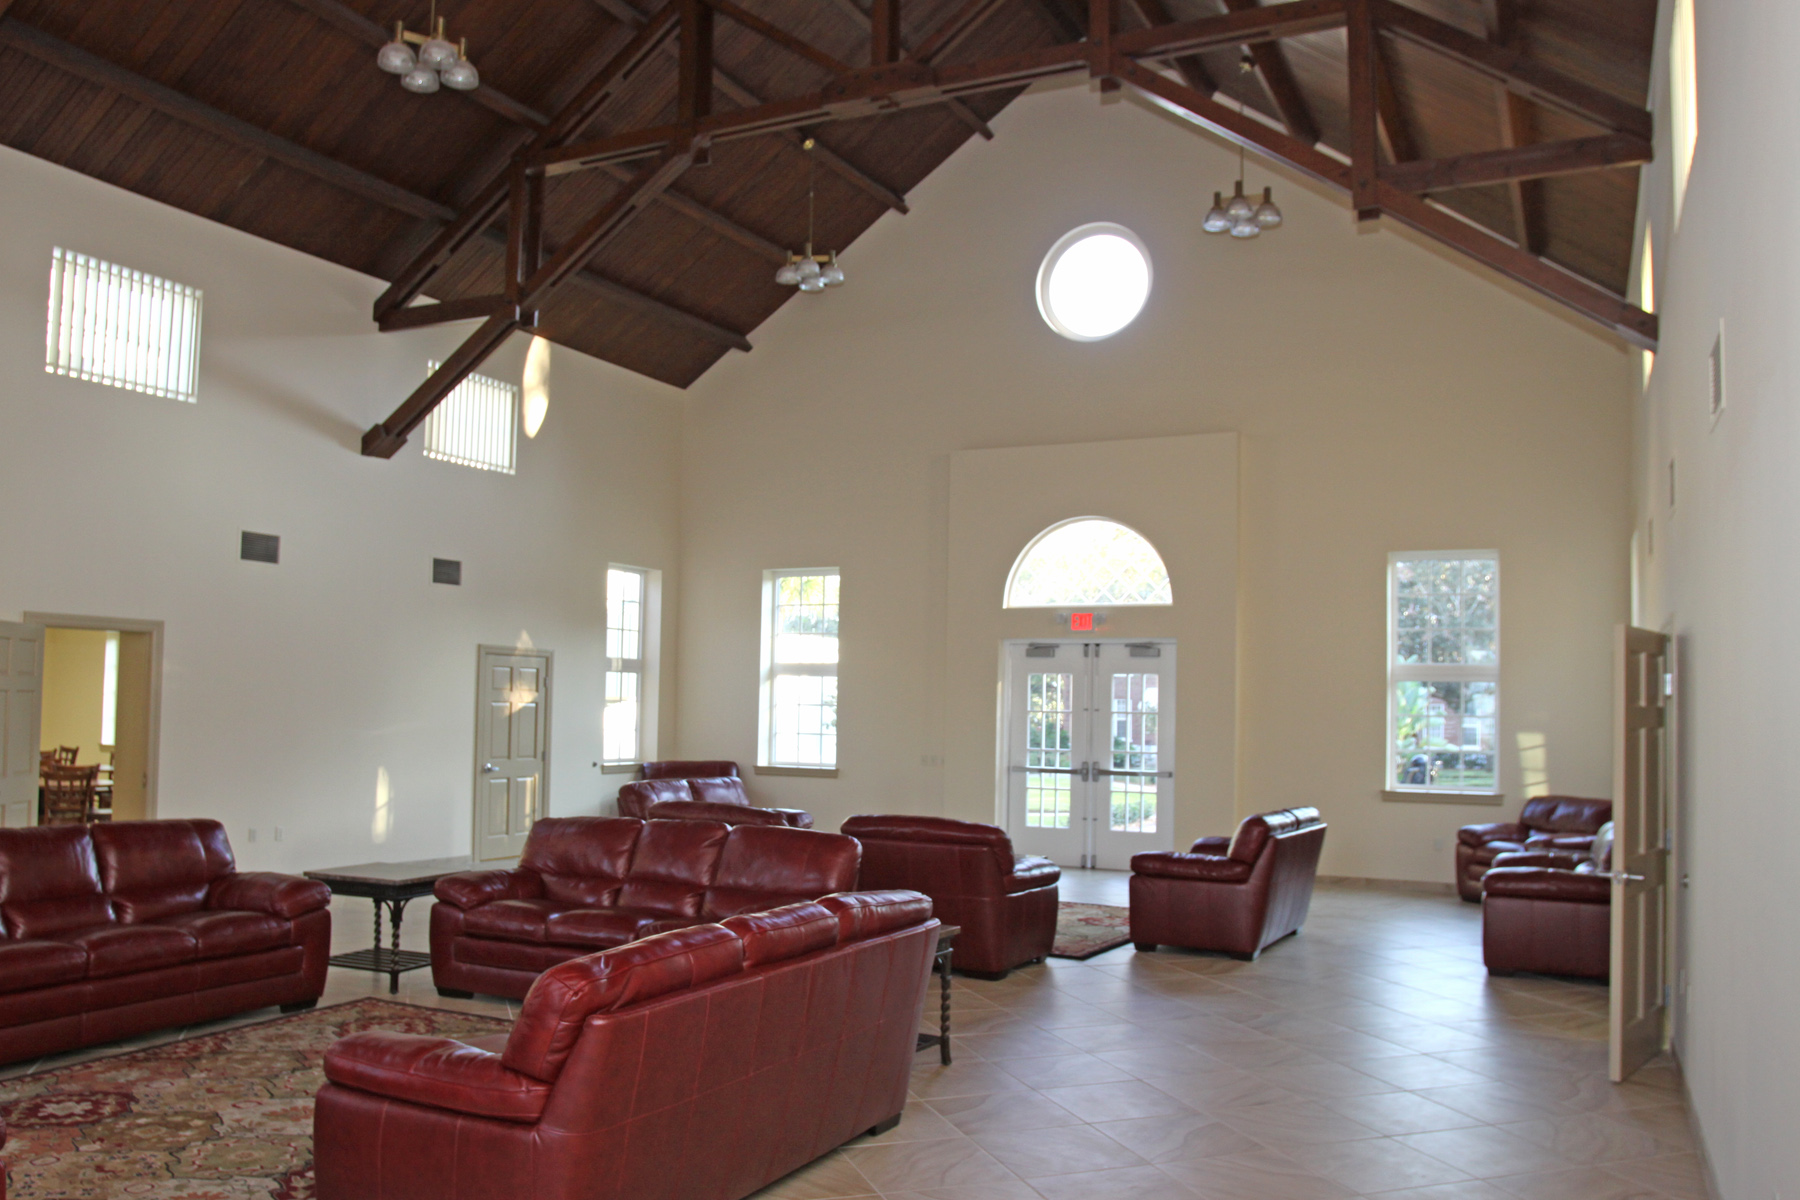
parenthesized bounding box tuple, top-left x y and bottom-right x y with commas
(26, 613, 162, 822)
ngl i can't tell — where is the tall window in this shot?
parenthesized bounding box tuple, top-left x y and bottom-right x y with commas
(1389, 553, 1499, 794)
(422, 361, 518, 474)
(604, 567, 648, 766)
(759, 570, 839, 770)
(45, 248, 202, 404)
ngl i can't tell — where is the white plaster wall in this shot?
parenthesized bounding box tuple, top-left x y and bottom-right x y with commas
(1630, 0, 1800, 1191)
(0, 145, 686, 876)
(675, 83, 1634, 882)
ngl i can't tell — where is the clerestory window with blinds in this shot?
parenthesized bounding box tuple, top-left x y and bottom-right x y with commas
(45, 248, 203, 404)
(422, 361, 519, 474)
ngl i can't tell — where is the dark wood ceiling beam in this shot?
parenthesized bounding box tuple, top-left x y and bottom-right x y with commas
(0, 18, 457, 222)
(1345, 0, 1380, 219)
(703, 0, 853, 75)
(910, 0, 1013, 64)
(1111, 0, 1347, 58)
(1221, 0, 1318, 145)
(1480, 0, 1544, 256)
(378, 294, 512, 331)
(819, 0, 994, 137)
(1374, 0, 1649, 137)
(1126, 0, 1216, 97)
(1372, 35, 1416, 162)
(1380, 132, 1650, 193)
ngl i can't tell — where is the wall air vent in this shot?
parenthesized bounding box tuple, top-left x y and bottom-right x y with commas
(433, 558, 462, 586)
(240, 531, 279, 564)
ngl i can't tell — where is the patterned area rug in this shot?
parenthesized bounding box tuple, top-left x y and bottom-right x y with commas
(0, 998, 512, 1200)
(1049, 902, 1132, 959)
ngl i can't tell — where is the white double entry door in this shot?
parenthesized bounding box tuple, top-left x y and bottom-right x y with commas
(1002, 640, 1176, 870)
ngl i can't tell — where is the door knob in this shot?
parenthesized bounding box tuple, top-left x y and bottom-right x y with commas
(482, 763, 498, 774)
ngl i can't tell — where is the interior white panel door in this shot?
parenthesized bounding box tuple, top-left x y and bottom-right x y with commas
(475, 648, 551, 861)
(0, 623, 44, 828)
(1611, 624, 1669, 1082)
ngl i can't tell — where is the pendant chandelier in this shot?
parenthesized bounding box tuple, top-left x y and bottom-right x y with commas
(1203, 143, 1282, 239)
(377, 3, 480, 94)
(774, 139, 845, 293)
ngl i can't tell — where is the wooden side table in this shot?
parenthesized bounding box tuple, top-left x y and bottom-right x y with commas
(915, 924, 959, 1065)
(304, 857, 477, 994)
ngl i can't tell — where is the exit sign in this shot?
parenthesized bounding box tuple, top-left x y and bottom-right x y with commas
(1069, 612, 1094, 631)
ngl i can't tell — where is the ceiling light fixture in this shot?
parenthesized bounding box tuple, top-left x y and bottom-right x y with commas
(377, 2, 480, 94)
(1203, 142, 1282, 240)
(774, 139, 845, 293)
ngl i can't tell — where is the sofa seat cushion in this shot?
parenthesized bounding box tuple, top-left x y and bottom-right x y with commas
(1482, 867, 1611, 904)
(455, 936, 587, 974)
(463, 899, 565, 943)
(0, 939, 89, 994)
(325, 1032, 552, 1122)
(152, 910, 290, 960)
(1130, 852, 1254, 883)
(541, 908, 647, 949)
(62, 924, 198, 978)
(1468, 840, 1525, 866)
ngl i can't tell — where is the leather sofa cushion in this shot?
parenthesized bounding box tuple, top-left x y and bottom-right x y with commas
(700, 826, 861, 921)
(819, 890, 934, 943)
(616, 778, 692, 819)
(326, 1032, 552, 1122)
(1492, 851, 1586, 870)
(1458, 821, 1523, 847)
(153, 910, 289, 959)
(464, 899, 563, 942)
(0, 825, 114, 939)
(641, 760, 739, 780)
(1227, 808, 1323, 864)
(1188, 836, 1231, 854)
(62, 924, 198, 978)
(0, 939, 89, 994)
(504, 925, 745, 1081)
(649, 799, 792, 827)
(1520, 796, 1612, 834)
(722, 901, 839, 966)
(688, 777, 751, 806)
(1483, 866, 1611, 903)
(542, 908, 648, 949)
(93, 820, 235, 923)
(840, 815, 1017, 879)
(1129, 852, 1254, 883)
(454, 936, 587, 974)
(522, 817, 642, 906)
(1004, 856, 1061, 894)
(206, 872, 331, 919)
(616, 820, 730, 917)
(435, 869, 543, 910)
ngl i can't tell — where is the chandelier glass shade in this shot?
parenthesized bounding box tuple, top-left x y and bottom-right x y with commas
(1204, 145, 1283, 241)
(775, 139, 845, 293)
(379, 10, 479, 94)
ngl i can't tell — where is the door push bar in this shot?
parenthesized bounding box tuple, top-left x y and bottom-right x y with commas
(1011, 763, 1174, 780)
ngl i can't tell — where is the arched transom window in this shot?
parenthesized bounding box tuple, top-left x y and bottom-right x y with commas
(1005, 518, 1173, 607)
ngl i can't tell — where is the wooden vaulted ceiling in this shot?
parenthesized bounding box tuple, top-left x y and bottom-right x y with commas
(0, 0, 1655, 400)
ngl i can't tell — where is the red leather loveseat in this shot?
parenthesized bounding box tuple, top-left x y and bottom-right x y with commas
(0, 820, 331, 1064)
(317, 893, 939, 1200)
(616, 761, 813, 828)
(1482, 848, 1611, 979)
(1130, 807, 1327, 960)
(839, 815, 1059, 978)
(1456, 795, 1612, 901)
(430, 817, 860, 998)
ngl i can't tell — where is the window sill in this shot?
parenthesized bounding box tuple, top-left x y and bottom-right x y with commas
(754, 765, 839, 778)
(600, 763, 639, 775)
(1382, 789, 1504, 806)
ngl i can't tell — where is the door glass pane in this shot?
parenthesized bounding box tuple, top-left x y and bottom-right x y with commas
(1025, 672, 1073, 829)
(1392, 679, 1496, 790)
(1109, 672, 1158, 832)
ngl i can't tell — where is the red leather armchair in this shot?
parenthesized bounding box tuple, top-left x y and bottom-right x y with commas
(1456, 795, 1612, 901)
(316, 893, 939, 1200)
(1130, 808, 1326, 960)
(615, 774, 814, 828)
(1482, 850, 1610, 979)
(838, 815, 1059, 979)
(639, 759, 740, 780)
(0, 820, 331, 1064)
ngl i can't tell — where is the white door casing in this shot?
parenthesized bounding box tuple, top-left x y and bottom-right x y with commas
(1003, 640, 1176, 869)
(0, 623, 45, 828)
(474, 647, 551, 861)
(1611, 624, 1670, 1083)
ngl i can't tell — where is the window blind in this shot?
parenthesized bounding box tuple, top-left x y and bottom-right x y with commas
(45, 248, 203, 404)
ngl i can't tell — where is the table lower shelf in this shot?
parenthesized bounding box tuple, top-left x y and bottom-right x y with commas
(328, 948, 432, 974)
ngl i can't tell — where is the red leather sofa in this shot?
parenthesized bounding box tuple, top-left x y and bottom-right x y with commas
(1456, 795, 1612, 901)
(316, 893, 939, 1200)
(0, 820, 331, 1064)
(430, 817, 860, 998)
(640, 759, 740, 780)
(1129, 807, 1327, 960)
(1482, 850, 1610, 979)
(616, 772, 813, 829)
(839, 815, 1059, 979)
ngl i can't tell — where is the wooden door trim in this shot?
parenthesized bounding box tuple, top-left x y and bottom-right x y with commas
(472, 644, 553, 860)
(25, 613, 163, 819)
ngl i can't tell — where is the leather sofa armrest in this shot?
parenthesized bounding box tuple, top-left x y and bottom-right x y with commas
(1188, 836, 1231, 854)
(1492, 851, 1585, 870)
(1004, 855, 1061, 893)
(324, 1032, 551, 1123)
(208, 872, 331, 919)
(765, 807, 814, 829)
(1130, 852, 1254, 883)
(434, 869, 543, 909)
(1523, 833, 1595, 852)
(1482, 867, 1611, 903)
(1459, 822, 1524, 847)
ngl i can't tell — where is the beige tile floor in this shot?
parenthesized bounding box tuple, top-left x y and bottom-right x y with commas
(2, 877, 1712, 1200)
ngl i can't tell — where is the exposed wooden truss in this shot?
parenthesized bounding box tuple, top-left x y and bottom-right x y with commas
(359, 0, 1657, 456)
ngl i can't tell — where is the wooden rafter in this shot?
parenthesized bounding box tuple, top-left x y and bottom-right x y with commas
(1221, 0, 1319, 145)
(1126, 0, 1216, 96)
(819, 0, 995, 137)
(1480, 0, 1545, 254)
(1372, 33, 1417, 163)
(1381, 133, 1650, 193)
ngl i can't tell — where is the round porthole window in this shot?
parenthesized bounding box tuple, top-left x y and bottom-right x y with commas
(1035, 222, 1153, 341)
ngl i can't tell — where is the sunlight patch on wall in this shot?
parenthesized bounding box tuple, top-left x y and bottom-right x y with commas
(1515, 731, 1550, 799)
(372, 766, 393, 844)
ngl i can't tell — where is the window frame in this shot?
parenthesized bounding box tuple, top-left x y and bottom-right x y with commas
(601, 564, 660, 772)
(757, 568, 841, 776)
(1385, 550, 1501, 800)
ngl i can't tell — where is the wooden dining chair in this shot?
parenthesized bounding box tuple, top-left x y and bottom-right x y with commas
(52, 746, 79, 765)
(40, 764, 100, 825)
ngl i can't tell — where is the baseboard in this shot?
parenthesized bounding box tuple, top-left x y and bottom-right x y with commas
(1316, 875, 1457, 897)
